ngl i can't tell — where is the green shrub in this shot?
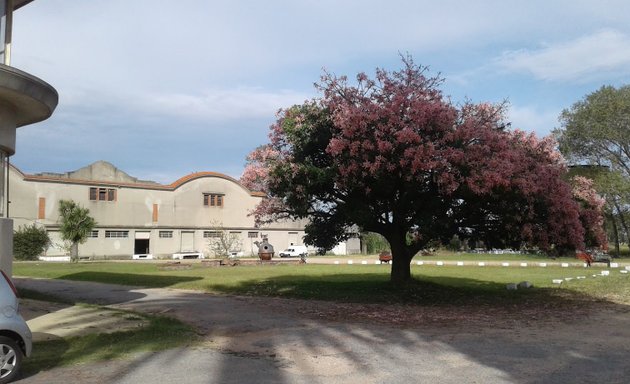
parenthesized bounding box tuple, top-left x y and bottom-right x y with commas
(14, 224, 50, 260)
(447, 235, 462, 251)
(361, 232, 390, 254)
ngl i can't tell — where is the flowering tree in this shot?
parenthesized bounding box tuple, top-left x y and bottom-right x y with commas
(243, 57, 605, 284)
(571, 176, 607, 249)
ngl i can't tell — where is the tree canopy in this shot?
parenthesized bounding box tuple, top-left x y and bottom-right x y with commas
(557, 85, 630, 178)
(557, 85, 630, 254)
(58, 199, 96, 262)
(243, 58, 605, 284)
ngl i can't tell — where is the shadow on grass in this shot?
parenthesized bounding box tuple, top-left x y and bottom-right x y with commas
(22, 316, 197, 377)
(57, 272, 203, 288)
(206, 272, 575, 307)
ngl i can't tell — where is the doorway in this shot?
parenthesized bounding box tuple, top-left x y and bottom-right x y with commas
(181, 231, 195, 252)
(134, 231, 151, 254)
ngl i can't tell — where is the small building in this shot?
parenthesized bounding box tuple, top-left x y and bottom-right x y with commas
(9, 161, 327, 259)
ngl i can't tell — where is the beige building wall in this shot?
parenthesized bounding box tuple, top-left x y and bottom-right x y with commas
(9, 162, 314, 259)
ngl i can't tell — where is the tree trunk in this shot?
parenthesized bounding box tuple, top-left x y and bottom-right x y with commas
(70, 242, 79, 263)
(609, 213, 620, 257)
(390, 255, 412, 285)
(388, 233, 413, 286)
(613, 201, 630, 245)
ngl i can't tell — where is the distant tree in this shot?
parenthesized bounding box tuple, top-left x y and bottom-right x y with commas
(556, 85, 630, 252)
(13, 224, 50, 261)
(58, 199, 96, 262)
(568, 165, 628, 255)
(244, 57, 605, 285)
(557, 85, 630, 178)
(570, 176, 608, 250)
(205, 222, 242, 257)
(361, 232, 390, 254)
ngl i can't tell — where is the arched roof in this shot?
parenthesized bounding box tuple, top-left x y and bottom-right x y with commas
(10, 163, 266, 197)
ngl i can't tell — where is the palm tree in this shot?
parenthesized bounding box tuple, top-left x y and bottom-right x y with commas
(58, 200, 96, 262)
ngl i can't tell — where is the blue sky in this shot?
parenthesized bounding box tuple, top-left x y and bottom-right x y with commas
(10, 0, 630, 183)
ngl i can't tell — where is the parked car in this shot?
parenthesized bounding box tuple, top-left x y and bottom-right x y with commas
(279, 246, 308, 258)
(0, 270, 32, 384)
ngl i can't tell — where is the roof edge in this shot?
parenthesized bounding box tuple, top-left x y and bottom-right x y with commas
(11, 163, 266, 197)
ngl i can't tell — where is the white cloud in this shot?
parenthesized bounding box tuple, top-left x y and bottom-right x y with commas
(507, 105, 560, 137)
(496, 29, 630, 82)
(139, 88, 312, 121)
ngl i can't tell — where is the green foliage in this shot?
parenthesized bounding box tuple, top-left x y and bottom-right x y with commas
(558, 85, 630, 252)
(557, 85, 630, 177)
(58, 199, 96, 262)
(361, 232, 390, 254)
(447, 235, 462, 252)
(13, 224, 50, 261)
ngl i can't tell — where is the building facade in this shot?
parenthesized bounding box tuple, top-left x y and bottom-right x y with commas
(10, 161, 360, 259)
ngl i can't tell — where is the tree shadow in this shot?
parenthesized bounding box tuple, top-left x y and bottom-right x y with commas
(206, 272, 574, 307)
(20, 337, 70, 380)
(57, 272, 202, 290)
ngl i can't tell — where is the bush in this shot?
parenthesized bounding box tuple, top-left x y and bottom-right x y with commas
(447, 235, 462, 252)
(361, 232, 390, 254)
(14, 224, 50, 261)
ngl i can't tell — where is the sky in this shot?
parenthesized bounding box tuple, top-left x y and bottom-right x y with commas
(10, 0, 630, 184)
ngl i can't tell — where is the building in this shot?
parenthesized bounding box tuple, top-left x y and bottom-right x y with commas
(10, 161, 361, 259)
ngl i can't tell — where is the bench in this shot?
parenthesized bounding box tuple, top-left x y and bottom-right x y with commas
(379, 251, 392, 264)
(172, 252, 204, 260)
(132, 253, 154, 260)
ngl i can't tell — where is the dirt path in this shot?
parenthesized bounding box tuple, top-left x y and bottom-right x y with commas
(14, 277, 630, 384)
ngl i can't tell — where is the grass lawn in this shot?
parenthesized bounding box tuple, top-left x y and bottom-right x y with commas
(14, 261, 630, 307)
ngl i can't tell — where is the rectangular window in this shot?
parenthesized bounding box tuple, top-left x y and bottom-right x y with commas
(90, 187, 117, 202)
(159, 231, 173, 238)
(105, 230, 129, 238)
(203, 231, 221, 238)
(248, 232, 258, 238)
(203, 193, 224, 207)
(87, 230, 99, 238)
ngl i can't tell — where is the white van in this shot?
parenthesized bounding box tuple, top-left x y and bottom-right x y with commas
(279, 245, 308, 258)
